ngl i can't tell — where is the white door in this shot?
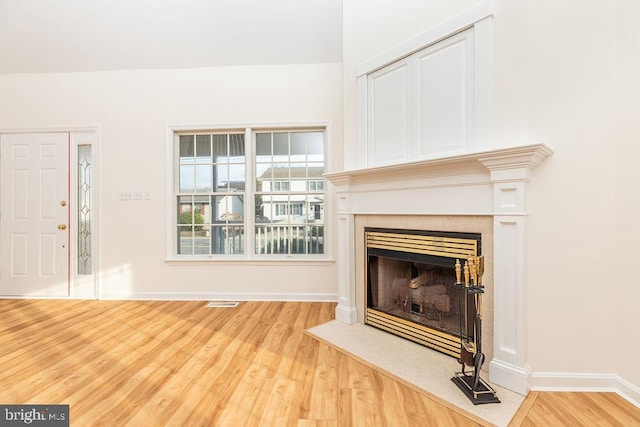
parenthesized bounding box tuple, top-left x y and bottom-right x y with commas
(0, 132, 70, 297)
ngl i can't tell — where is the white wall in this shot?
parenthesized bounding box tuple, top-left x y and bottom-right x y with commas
(503, 0, 638, 397)
(509, 0, 618, 373)
(614, 0, 640, 391)
(343, 0, 640, 398)
(0, 62, 342, 300)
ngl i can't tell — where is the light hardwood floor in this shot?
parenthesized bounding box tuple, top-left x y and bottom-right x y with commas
(0, 299, 637, 426)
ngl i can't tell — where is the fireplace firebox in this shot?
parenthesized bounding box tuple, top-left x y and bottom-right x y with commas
(365, 228, 482, 359)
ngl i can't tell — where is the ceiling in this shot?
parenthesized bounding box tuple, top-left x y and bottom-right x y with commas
(0, 0, 343, 74)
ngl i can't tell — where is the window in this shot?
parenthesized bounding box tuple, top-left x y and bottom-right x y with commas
(308, 180, 324, 191)
(174, 128, 325, 257)
(272, 181, 290, 192)
(177, 133, 246, 255)
(77, 144, 92, 274)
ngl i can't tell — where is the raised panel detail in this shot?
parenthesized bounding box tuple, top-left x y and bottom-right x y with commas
(369, 64, 409, 165)
(40, 169, 57, 219)
(40, 144, 57, 158)
(363, 27, 476, 167)
(12, 169, 28, 220)
(11, 144, 28, 159)
(418, 38, 468, 155)
(11, 233, 28, 276)
(40, 234, 57, 276)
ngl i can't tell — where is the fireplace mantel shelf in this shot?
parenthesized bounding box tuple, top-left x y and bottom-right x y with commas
(324, 143, 553, 186)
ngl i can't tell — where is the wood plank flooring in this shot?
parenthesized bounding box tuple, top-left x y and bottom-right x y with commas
(507, 391, 640, 427)
(0, 299, 638, 426)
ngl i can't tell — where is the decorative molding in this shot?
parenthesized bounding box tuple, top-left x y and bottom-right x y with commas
(335, 305, 358, 324)
(96, 292, 339, 302)
(489, 359, 532, 396)
(478, 144, 553, 171)
(531, 372, 640, 408)
(357, 0, 495, 76)
(325, 143, 553, 187)
(617, 376, 640, 408)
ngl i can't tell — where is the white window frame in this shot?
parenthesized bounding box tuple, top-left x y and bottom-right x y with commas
(165, 123, 333, 263)
(273, 181, 290, 192)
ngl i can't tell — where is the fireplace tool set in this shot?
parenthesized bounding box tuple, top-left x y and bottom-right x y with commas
(451, 255, 500, 405)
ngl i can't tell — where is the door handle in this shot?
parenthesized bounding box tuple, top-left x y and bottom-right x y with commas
(58, 224, 67, 230)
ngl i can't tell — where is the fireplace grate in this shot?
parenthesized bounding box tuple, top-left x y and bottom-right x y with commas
(366, 308, 461, 358)
(367, 230, 477, 260)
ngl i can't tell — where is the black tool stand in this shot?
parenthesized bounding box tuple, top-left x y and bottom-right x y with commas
(451, 282, 500, 405)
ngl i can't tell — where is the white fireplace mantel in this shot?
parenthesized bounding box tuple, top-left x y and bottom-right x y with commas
(324, 143, 553, 396)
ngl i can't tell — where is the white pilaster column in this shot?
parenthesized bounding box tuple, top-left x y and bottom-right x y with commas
(479, 145, 552, 395)
(332, 177, 357, 324)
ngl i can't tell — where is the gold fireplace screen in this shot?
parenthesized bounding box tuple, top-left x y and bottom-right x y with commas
(365, 229, 480, 358)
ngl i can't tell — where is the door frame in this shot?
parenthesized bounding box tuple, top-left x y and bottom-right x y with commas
(0, 127, 99, 299)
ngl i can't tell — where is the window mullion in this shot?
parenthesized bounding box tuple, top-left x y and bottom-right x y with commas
(244, 127, 255, 259)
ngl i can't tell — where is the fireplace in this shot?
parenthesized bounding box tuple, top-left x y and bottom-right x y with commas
(325, 144, 552, 395)
(365, 228, 481, 359)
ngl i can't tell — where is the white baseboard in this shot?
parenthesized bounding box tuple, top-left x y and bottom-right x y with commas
(617, 375, 640, 408)
(488, 359, 532, 396)
(97, 291, 338, 302)
(531, 371, 640, 408)
(334, 304, 357, 324)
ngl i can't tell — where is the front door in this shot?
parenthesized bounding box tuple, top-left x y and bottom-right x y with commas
(0, 132, 70, 297)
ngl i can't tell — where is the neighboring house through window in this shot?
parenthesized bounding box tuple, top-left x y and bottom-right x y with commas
(174, 128, 325, 257)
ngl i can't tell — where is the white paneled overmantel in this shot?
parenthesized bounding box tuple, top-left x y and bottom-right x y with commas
(355, 0, 494, 170)
(324, 143, 553, 396)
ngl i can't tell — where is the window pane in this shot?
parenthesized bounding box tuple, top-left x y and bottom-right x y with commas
(193, 229, 210, 253)
(212, 135, 227, 161)
(273, 133, 288, 157)
(229, 134, 245, 160)
(308, 225, 324, 254)
(194, 165, 212, 192)
(215, 195, 244, 222)
(178, 196, 194, 223)
(256, 133, 271, 157)
(192, 195, 210, 254)
(210, 225, 244, 254)
(257, 194, 273, 221)
(309, 165, 324, 181)
(179, 135, 194, 159)
(78, 144, 92, 275)
(308, 195, 324, 221)
(228, 164, 245, 190)
(177, 226, 194, 255)
(290, 132, 306, 156)
(214, 164, 229, 191)
(290, 164, 307, 189)
(194, 196, 211, 224)
(179, 165, 195, 192)
(255, 224, 291, 254)
(195, 135, 211, 163)
(308, 132, 323, 156)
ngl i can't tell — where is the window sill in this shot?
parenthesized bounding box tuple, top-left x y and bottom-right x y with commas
(165, 256, 335, 267)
